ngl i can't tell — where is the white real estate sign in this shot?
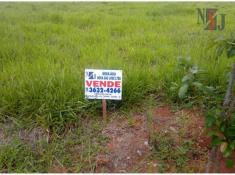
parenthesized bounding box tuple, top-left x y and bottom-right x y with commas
(85, 69, 122, 100)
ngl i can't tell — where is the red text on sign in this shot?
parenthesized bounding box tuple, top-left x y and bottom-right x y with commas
(86, 81, 121, 88)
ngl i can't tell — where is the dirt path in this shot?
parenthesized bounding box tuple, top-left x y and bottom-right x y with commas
(95, 105, 211, 173)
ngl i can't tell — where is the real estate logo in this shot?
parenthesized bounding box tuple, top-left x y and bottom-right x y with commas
(86, 71, 96, 80)
(197, 8, 225, 31)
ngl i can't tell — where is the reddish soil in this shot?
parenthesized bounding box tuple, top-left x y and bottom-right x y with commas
(95, 105, 213, 173)
(152, 106, 210, 172)
(49, 166, 68, 173)
(95, 115, 151, 173)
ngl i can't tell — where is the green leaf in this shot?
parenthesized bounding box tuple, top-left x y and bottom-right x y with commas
(223, 148, 232, 158)
(230, 140, 235, 149)
(208, 130, 224, 138)
(192, 82, 203, 89)
(190, 66, 199, 74)
(178, 84, 189, 99)
(206, 86, 215, 92)
(211, 136, 222, 146)
(170, 86, 178, 91)
(182, 74, 193, 83)
(225, 126, 235, 138)
(208, 131, 218, 137)
(215, 45, 226, 58)
(220, 122, 227, 132)
(206, 112, 216, 127)
(214, 36, 225, 42)
(182, 101, 194, 108)
(227, 47, 235, 58)
(226, 159, 234, 168)
(231, 117, 235, 126)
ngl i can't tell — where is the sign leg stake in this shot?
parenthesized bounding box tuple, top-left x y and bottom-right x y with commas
(102, 99, 107, 121)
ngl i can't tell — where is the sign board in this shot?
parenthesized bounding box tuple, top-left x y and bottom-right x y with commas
(85, 69, 122, 100)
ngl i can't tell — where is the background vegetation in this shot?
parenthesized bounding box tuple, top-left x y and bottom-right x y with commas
(1, 2, 235, 131)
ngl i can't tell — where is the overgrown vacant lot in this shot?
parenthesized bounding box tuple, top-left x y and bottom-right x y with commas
(0, 2, 235, 173)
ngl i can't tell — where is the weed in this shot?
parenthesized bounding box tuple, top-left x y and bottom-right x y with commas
(150, 132, 196, 172)
(170, 56, 224, 108)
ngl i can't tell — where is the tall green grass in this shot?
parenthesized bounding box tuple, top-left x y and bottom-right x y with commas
(0, 2, 235, 130)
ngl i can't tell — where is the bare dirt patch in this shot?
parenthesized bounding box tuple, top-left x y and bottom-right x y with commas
(95, 114, 150, 173)
(96, 105, 211, 173)
(151, 106, 209, 172)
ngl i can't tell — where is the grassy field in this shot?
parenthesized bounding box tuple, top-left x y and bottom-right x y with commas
(0, 2, 235, 172)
